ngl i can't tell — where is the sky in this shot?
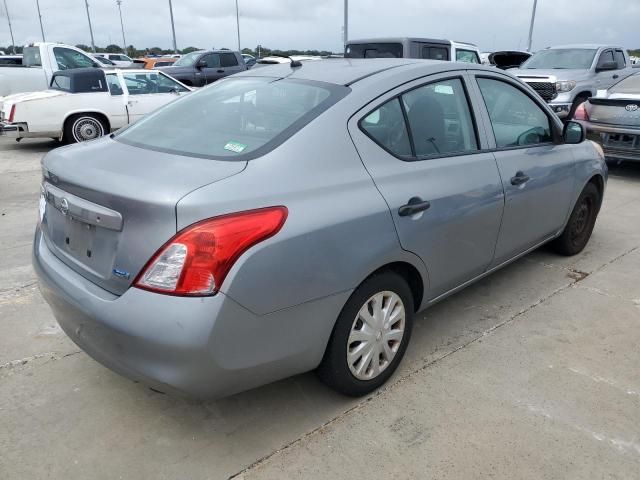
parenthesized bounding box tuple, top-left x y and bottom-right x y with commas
(1, 0, 639, 53)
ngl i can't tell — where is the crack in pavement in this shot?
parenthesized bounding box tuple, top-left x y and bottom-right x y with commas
(0, 280, 38, 294)
(228, 243, 640, 479)
(0, 350, 82, 374)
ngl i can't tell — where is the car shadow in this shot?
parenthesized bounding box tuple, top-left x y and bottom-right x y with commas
(607, 161, 640, 181)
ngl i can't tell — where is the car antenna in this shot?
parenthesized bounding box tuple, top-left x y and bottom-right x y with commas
(271, 54, 302, 68)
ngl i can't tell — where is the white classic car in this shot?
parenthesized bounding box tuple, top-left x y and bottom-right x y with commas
(0, 68, 192, 143)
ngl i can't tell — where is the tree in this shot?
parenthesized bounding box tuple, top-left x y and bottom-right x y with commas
(75, 44, 91, 52)
(181, 46, 200, 54)
(105, 44, 123, 53)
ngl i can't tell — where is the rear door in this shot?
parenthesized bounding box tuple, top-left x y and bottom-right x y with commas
(471, 73, 576, 266)
(349, 72, 504, 299)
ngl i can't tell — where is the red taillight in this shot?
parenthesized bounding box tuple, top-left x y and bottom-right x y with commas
(135, 206, 288, 296)
(574, 101, 589, 121)
(7, 104, 16, 123)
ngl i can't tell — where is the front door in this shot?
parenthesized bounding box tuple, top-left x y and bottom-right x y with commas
(472, 75, 576, 266)
(349, 74, 504, 299)
(121, 72, 185, 123)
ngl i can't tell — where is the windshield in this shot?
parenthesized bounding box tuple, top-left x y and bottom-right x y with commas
(116, 77, 348, 159)
(522, 49, 597, 69)
(173, 51, 201, 67)
(345, 43, 403, 58)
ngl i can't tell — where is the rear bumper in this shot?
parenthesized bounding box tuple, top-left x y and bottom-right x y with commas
(33, 227, 349, 398)
(579, 121, 640, 162)
(0, 122, 23, 137)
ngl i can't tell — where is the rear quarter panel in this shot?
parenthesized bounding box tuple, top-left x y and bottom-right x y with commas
(176, 98, 429, 316)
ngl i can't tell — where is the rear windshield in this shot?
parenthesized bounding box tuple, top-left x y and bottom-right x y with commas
(345, 43, 403, 58)
(522, 49, 597, 69)
(116, 77, 348, 159)
(610, 73, 640, 94)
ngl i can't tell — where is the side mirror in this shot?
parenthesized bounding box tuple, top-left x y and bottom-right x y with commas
(564, 121, 585, 144)
(596, 61, 617, 72)
(196, 59, 207, 69)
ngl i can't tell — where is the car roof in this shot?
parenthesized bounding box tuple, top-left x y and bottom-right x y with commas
(548, 44, 619, 50)
(348, 37, 451, 46)
(234, 58, 490, 86)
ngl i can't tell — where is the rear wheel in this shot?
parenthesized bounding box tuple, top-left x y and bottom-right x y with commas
(552, 183, 600, 256)
(317, 271, 414, 397)
(63, 114, 108, 144)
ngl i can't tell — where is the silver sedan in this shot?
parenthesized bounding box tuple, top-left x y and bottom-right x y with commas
(33, 59, 607, 398)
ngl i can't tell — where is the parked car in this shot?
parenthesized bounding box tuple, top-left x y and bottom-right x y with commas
(574, 72, 640, 164)
(253, 55, 322, 66)
(94, 53, 135, 68)
(140, 57, 177, 69)
(156, 50, 247, 86)
(33, 59, 606, 399)
(345, 37, 481, 64)
(0, 55, 23, 66)
(92, 55, 117, 67)
(482, 50, 531, 69)
(0, 68, 191, 143)
(510, 44, 635, 119)
(0, 42, 100, 97)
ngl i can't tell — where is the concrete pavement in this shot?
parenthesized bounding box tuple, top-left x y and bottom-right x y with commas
(1, 137, 639, 479)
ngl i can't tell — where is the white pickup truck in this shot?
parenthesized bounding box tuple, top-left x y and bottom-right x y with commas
(0, 43, 99, 98)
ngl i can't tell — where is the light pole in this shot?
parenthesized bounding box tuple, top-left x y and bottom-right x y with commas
(235, 0, 241, 52)
(35, 0, 45, 41)
(2, 0, 16, 54)
(526, 0, 538, 52)
(84, 0, 96, 52)
(116, 0, 127, 55)
(168, 0, 178, 54)
(343, 0, 348, 51)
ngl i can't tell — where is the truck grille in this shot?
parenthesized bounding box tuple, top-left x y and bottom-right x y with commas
(525, 82, 557, 102)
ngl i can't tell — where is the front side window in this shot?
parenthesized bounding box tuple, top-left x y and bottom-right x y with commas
(477, 77, 552, 148)
(614, 50, 626, 69)
(122, 72, 188, 95)
(116, 78, 344, 159)
(220, 53, 238, 67)
(597, 50, 615, 69)
(456, 49, 480, 64)
(106, 74, 123, 95)
(361, 99, 412, 157)
(201, 54, 221, 68)
(53, 47, 96, 70)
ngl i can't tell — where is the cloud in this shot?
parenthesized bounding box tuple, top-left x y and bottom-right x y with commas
(1, 0, 638, 53)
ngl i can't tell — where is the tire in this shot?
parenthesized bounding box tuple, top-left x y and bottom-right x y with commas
(63, 114, 108, 144)
(568, 95, 590, 120)
(317, 271, 414, 397)
(551, 183, 601, 256)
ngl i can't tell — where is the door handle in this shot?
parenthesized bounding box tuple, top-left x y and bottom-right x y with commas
(613, 74, 619, 79)
(510, 171, 530, 186)
(398, 197, 431, 217)
(217, 69, 224, 73)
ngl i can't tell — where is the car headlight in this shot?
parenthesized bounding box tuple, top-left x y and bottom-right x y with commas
(556, 80, 577, 92)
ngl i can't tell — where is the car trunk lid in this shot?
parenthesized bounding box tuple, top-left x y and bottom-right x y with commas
(40, 137, 246, 295)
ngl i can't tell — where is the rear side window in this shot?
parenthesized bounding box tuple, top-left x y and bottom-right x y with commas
(220, 53, 239, 67)
(345, 43, 403, 58)
(422, 46, 449, 61)
(116, 78, 347, 159)
(456, 49, 480, 64)
(360, 78, 477, 159)
(361, 99, 412, 157)
(477, 77, 552, 148)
